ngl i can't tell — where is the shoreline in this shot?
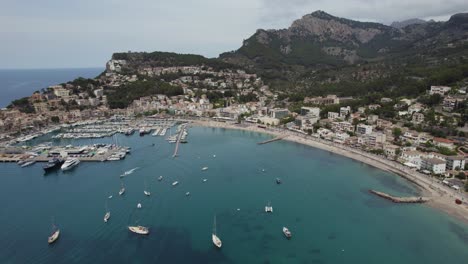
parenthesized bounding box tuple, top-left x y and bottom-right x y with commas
(190, 120, 468, 224)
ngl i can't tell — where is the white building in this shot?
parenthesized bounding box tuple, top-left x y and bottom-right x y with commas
(356, 124, 373, 135)
(269, 108, 289, 119)
(429, 86, 451, 96)
(421, 158, 446, 174)
(446, 156, 465, 171)
(340, 106, 351, 117)
(300, 107, 320, 117)
(328, 112, 340, 120)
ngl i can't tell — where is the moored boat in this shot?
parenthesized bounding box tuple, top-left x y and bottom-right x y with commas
(43, 158, 64, 172)
(282, 227, 292, 239)
(212, 215, 222, 248)
(48, 219, 60, 244)
(119, 182, 125, 196)
(128, 225, 149, 235)
(61, 158, 80, 171)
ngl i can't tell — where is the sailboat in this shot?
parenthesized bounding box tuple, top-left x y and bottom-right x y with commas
(128, 217, 149, 235)
(119, 182, 125, 196)
(104, 201, 111, 223)
(212, 215, 222, 248)
(143, 179, 151, 196)
(48, 218, 60, 244)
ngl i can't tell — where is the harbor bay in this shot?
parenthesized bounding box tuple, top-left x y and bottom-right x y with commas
(0, 126, 467, 263)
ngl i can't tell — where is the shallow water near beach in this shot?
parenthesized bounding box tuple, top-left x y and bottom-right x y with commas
(1, 126, 467, 263)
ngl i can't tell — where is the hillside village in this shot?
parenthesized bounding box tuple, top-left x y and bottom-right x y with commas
(1, 57, 467, 191)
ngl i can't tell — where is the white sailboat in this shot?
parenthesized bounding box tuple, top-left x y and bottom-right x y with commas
(48, 217, 60, 244)
(119, 182, 125, 196)
(104, 201, 110, 223)
(143, 179, 151, 196)
(128, 225, 149, 235)
(212, 215, 222, 248)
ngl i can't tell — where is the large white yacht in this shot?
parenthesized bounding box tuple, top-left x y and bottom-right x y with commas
(60, 158, 80, 171)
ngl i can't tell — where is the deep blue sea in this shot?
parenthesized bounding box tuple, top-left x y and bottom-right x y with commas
(0, 127, 467, 263)
(0, 68, 103, 108)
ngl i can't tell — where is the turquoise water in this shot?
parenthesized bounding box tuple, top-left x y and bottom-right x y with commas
(1, 127, 467, 263)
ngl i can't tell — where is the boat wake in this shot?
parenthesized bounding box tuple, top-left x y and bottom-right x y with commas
(120, 167, 139, 177)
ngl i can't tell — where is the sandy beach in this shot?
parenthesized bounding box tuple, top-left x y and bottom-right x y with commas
(189, 119, 468, 224)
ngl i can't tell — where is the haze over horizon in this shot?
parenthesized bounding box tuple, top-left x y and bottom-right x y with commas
(2, 0, 467, 69)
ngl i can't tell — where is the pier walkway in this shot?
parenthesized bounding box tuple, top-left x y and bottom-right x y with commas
(369, 190, 430, 203)
(257, 135, 287, 145)
(172, 130, 183, 158)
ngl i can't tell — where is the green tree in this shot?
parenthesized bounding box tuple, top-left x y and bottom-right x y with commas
(392, 127, 402, 139)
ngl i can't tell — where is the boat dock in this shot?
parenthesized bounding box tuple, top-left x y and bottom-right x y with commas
(369, 190, 429, 203)
(257, 135, 287, 145)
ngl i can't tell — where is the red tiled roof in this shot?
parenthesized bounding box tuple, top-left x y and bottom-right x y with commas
(433, 137, 454, 144)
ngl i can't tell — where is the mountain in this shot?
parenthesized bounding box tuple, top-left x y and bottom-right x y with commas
(220, 11, 468, 93)
(390, 18, 427, 29)
(221, 11, 467, 69)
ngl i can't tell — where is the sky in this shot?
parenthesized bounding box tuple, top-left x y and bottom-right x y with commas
(1, 0, 467, 69)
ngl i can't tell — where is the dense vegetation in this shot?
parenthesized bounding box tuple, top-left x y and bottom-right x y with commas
(113, 51, 233, 71)
(8, 97, 35, 113)
(106, 79, 183, 109)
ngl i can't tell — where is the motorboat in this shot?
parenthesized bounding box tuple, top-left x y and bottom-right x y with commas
(276, 178, 282, 184)
(104, 212, 111, 223)
(43, 158, 64, 172)
(137, 203, 142, 209)
(283, 227, 292, 239)
(157, 176, 163, 181)
(128, 226, 149, 235)
(265, 202, 273, 213)
(202, 167, 208, 171)
(172, 181, 179, 186)
(61, 158, 80, 171)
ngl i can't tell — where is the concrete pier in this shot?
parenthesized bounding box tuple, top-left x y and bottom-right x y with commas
(257, 135, 287, 145)
(369, 190, 430, 203)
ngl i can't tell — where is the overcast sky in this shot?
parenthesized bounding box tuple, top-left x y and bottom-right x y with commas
(2, 0, 467, 69)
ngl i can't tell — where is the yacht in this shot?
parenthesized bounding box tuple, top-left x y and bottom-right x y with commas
(43, 158, 64, 172)
(265, 202, 273, 213)
(128, 226, 149, 235)
(61, 158, 80, 171)
(137, 203, 142, 209)
(282, 227, 292, 239)
(212, 215, 222, 248)
(172, 181, 179, 186)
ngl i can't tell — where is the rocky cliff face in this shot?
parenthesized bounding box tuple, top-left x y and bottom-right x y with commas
(221, 11, 467, 69)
